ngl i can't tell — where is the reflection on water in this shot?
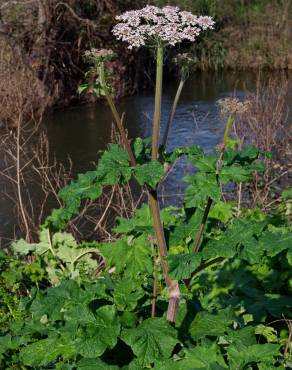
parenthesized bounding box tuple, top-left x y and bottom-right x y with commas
(1, 71, 290, 242)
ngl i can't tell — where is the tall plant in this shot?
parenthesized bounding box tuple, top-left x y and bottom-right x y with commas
(80, 6, 215, 322)
(111, 5, 214, 322)
(73, 4, 215, 323)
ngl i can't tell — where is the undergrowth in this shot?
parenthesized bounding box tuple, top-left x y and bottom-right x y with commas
(0, 5, 292, 369)
(1, 140, 291, 369)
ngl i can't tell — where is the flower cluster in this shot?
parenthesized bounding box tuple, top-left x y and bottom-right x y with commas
(173, 53, 197, 80)
(174, 53, 196, 65)
(84, 48, 115, 65)
(112, 5, 215, 49)
(218, 98, 251, 115)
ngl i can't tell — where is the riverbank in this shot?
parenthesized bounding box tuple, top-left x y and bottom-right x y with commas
(157, 0, 292, 70)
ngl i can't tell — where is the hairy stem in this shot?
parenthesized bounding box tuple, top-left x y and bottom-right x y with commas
(99, 63, 136, 167)
(148, 191, 172, 287)
(223, 114, 235, 146)
(162, 78, 185, 147)
(152, 46, 163, 160)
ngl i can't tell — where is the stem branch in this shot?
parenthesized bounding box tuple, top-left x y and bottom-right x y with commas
(162, 78, 185, 147)
(99, 63, 136, 167)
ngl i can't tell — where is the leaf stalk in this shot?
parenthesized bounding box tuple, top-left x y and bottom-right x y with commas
(193, 113, 235, 253)
(99, 62, 136, 167)
(162, 78, 185, 148)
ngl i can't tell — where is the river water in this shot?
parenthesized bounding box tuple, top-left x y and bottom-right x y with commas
(1, 71, 291, 244)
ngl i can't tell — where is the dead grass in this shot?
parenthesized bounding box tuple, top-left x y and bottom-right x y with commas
(233, 74, 292, 210)
(0, 38, 52, 129)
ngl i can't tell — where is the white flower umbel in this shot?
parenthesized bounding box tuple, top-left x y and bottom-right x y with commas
(112, 5, 215, 49)
(84, 48, 115, 65)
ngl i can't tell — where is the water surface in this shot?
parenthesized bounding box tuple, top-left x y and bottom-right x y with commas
(1, 71, 290, 243)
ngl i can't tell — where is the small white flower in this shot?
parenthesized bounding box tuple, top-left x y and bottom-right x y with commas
(84, 48, 115, 61)
(112, 6, 215, 49)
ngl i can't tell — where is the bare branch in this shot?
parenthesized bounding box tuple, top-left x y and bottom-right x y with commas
(55, 2, 97, 28)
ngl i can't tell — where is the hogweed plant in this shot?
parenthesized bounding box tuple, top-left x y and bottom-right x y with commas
(1, 5, 292, 370)
(193, 97, 252, 253)
(112, 5, 214, 322)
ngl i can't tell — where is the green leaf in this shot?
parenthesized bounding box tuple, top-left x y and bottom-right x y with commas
(134, 160, 164, 188)
(220, 164, 252, 183)
(53, 232, 78, 249)
(12, 229, 51, 256)
(97, 144, 131, 185)
(184, 173, 221, 207)
(154, 345, 227, 370)
(45, 207, 73, 230)
(237, 146, 260, 162)
(204, 219, 266, 260)
(287, 249, 292, 265)
(121, 318, 178, 367)
(259, 230, 292, 258)
(190, 308, 236, 340)
(113, 278, 145, 311)
(209, 202, 233, 223)
(78, 84, 89, 94)
(114, 204, 153, 235)
(195, 155, 217, 173)
(133, 137, 144, 159)
(12, 239, 39, 256)
(223, 326, 257, 347)
(55, 245, 98, 267)
(227, 343, 280, 369)
(249, 162, 266, 173)
(255, 325, 279, 343)
(168, 210, 203, 249)
(240, 239, 264, 264)
(167, 253, 202, 280)
(59, 171, 101, 204)
(184, 145, 204, 161)
(223, 146, 260, 165)
(74, 305, 120, 358)
(282, 188, 292, 199)
(77, 358, 118, 370)
(100, 237, 153, 278)
(20, 337, 76, 367)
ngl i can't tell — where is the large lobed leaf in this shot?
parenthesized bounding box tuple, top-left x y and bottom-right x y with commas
(121, 317, 179, 367)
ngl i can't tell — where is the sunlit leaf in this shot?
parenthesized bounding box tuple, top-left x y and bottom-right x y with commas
(121, 318, 178, 367)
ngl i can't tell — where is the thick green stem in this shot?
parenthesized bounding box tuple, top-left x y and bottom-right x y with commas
(162, 78, 185, 148)
(148, 46, 180, 323)
(223, 114, 235, 146)
(152, 46, 164, 160)
(99, 63, 136, 167)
